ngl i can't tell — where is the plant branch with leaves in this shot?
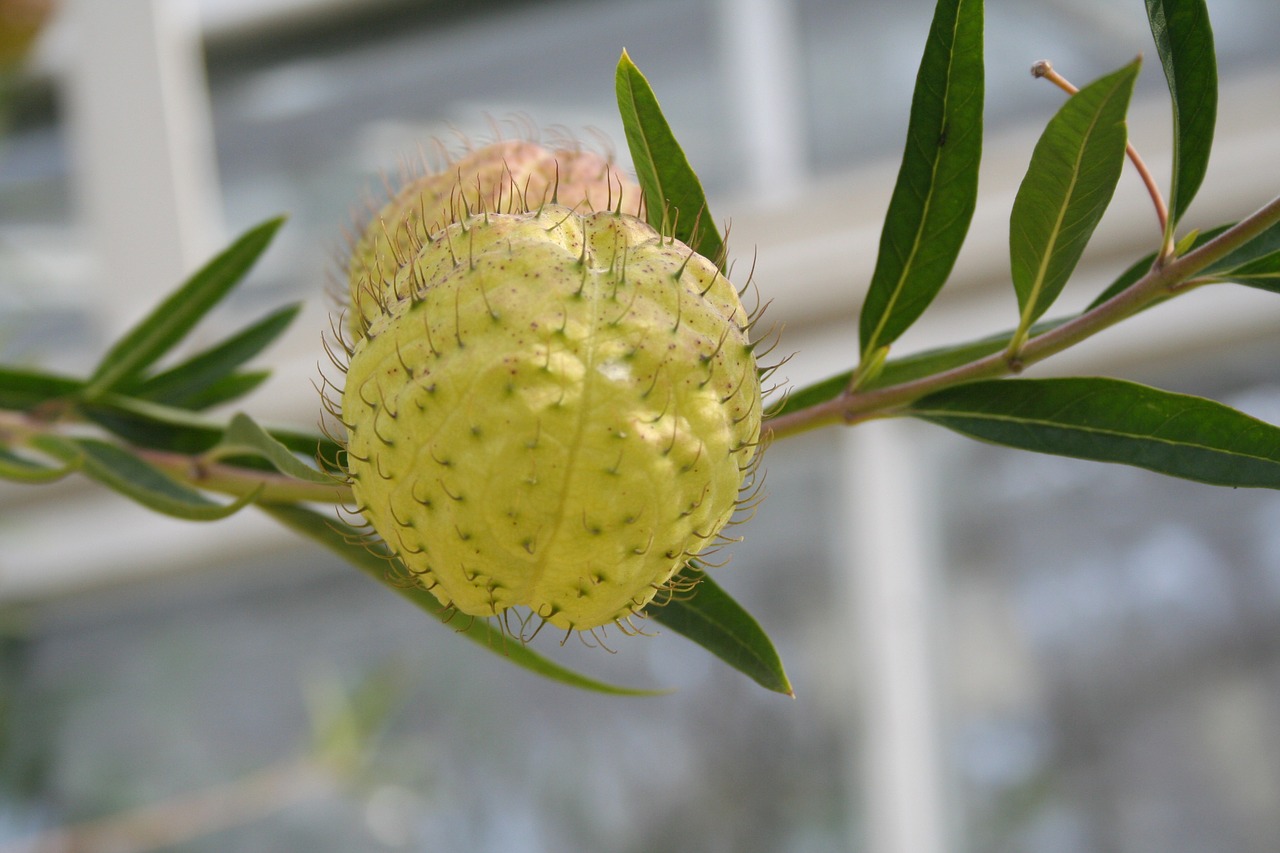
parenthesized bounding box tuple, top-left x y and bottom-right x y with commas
(3, 0, 1280, 697)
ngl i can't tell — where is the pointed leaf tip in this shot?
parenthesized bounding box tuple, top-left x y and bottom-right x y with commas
(614, 52, 724, 264)
(650, 565, 793, 695)
(214, 412, 334, 485)
(84, 216, 288, 399)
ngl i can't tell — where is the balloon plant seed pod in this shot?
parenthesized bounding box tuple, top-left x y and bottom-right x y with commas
(346, 139, 643, 342)
(328, 141, 765, 638)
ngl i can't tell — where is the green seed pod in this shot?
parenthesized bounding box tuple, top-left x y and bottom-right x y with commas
(347, 140, 641, 341)
(340, 203, 761, 633)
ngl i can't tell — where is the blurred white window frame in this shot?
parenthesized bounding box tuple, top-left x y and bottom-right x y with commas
(716, 0, 806, 203)
(61, 0, 223, 336)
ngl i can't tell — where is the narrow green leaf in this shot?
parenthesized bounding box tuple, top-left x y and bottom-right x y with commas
(1085, 220, 1279, 311)
(1206, 219, 1280, 275)
(0, 365, 83, 411)
(30, 434, 260, 519)
(1010, 60, 1140, 340)
(81, 402, 228, 454)
(0, 447, 77, 483)
(131, 303, 301, 408)
(82, 394, 339, 460)
(84, 216, 286, 399)
(910, 376, 1280, 488)
(615, 50, 723, 263)
(1086, 251, 1157, 311)
(858, 0, 984, 360)
(1146, 0, 1217, 228)
(650, 564, 793, 696)
(1218, 249, 1280, 292)
(213, 412, 333, 485)
(170, 370, 272, 412)
(261, 503, 661, 696)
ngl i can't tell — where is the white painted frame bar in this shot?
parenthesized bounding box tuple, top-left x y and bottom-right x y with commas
(716, 0, 806, 203)
(841, 420, 949, 853)
(61, 0, 222, 335)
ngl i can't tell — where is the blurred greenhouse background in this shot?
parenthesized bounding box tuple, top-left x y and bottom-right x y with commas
(3, 0, 1280, 851)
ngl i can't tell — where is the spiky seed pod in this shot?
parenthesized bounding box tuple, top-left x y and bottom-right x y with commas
(340, 202, 761, 632)
(347, 140, 641, 341)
